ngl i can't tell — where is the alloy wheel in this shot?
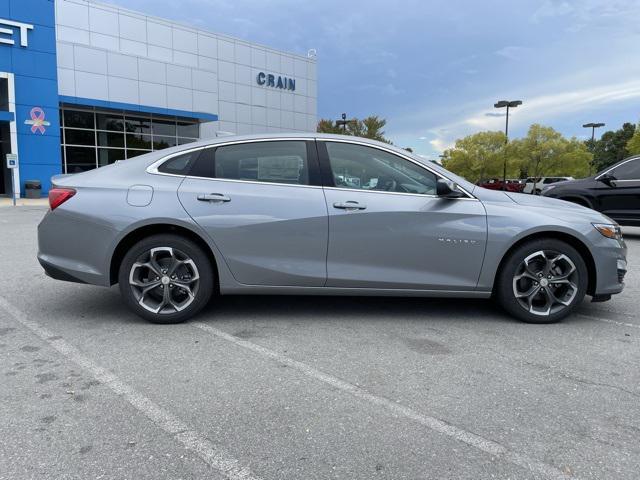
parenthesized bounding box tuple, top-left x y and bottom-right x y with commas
(128, 247, 200, 314)
(512, 250, 579, 316)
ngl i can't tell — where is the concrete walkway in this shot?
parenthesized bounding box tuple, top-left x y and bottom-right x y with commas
(0, 197, 49, 208)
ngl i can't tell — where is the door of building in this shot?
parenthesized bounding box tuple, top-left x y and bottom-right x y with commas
(0, 123, 10, 195)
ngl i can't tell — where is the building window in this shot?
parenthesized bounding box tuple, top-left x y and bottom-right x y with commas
(60, 107, 200, 174)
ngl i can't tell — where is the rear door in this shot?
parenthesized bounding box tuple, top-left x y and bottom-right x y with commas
(599, 158, 640, 223)
(177, 139, 328, 286)
(318, 140, 487, 290)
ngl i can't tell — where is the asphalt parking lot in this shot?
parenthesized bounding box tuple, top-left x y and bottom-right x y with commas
(0, 206, 638, 480)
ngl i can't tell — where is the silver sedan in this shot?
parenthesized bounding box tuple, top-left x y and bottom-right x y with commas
(38, 134, 627, 324)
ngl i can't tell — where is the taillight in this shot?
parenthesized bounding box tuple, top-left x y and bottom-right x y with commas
(48, 188, 76, 210)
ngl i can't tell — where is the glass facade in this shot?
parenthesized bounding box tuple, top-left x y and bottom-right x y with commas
(60, 107, 200, 173)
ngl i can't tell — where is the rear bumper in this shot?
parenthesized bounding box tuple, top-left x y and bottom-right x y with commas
(38, 257, 87, 284)
(37, 209, 113, 287)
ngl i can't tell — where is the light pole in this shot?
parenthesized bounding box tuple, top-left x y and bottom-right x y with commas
(583, 122, 605, 145)
(494, 100, 522, 190)
(583, 122, 604, 175)
(336, 113, 348, 134)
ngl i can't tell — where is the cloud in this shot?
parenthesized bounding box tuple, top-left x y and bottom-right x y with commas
(429, 138, 453, 153)
(495, 46, 531, 61)
(531, 1, 573, 23)
(357, 82, 403, 96)
(425, 79, 640, 151)
(530, 0, 640, 32)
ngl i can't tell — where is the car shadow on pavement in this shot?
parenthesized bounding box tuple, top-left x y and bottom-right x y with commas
(39, 284, 610, 328)
(202, 295, 512, 325)
(69, 285, 515, 326)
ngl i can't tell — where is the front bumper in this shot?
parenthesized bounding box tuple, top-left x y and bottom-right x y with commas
(591, 237, 627, 297)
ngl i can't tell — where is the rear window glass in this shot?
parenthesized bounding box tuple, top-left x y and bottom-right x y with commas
(214, 141, 309, 185)
(157, 149, 201, 175)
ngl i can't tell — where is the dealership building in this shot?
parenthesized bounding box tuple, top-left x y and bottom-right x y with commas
(0, 0, 318, 196)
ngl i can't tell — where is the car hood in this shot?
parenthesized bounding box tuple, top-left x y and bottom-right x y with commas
(546, 176, 595, 189)
(503, 191, 612, 223)
(504, 191, 585, 209)
(474, 187, 611, 223)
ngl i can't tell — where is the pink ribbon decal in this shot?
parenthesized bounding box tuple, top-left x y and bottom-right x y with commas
(24, 107, 51, 134)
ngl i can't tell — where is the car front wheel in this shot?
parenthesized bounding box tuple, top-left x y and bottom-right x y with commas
(495, 239, 588, 323)
(118, 234, 214, 324)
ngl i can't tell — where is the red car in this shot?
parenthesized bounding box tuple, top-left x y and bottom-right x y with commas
(477, 178, 525, 193)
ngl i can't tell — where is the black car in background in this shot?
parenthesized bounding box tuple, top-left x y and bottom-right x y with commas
(541, 155, 640, 226)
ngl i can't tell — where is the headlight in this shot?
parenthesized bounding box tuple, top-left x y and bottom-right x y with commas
(593, 223, 622, 240)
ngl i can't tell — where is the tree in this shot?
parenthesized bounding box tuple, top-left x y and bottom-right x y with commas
(510, 124, 591, 192)
(360, 116, 391, 143)
(590, 122, 636, 172)
(316, 119, 342, 134)
(626, 124, 640, 156)
(316, 115, 392, 143)
(441, 131, 507, 182)
(443, 125, 592, 188)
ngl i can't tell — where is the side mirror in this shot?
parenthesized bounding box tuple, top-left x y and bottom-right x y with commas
(598, 173, 616, 187)
(436, 178, 464, 198)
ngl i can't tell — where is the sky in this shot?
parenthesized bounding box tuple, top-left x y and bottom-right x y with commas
(107, 0, 640, 159)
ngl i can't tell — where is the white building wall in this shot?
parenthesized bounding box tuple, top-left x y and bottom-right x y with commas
(54, 0, 318, 136)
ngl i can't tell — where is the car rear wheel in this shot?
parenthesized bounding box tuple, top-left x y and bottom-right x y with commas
(118, 234, 214, 324)
(495, 239, 588, 323)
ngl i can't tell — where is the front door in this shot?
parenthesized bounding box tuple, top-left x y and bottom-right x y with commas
(319, 140, 487, 290)
(599, 158, 640, 224)
(178, 139, 328, 287)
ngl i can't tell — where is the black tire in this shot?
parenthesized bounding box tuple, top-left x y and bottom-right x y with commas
(534, 189, 542, 195)
(495, 238, 588, 324)
(118, 234, 214, 324)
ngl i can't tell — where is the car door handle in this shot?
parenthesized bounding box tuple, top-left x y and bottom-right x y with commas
(333, 201, 366, 210)
(197, 193, 231, 202)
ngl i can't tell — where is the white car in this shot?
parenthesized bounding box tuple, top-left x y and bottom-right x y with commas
(523, 176, 574, 195)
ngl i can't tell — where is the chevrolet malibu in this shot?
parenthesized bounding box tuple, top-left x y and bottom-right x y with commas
(38, 134, 627, 324)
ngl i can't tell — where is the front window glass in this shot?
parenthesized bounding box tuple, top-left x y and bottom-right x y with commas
(214, 141, 309, 185)
(612, 159, 640, 180)
(325, 142, 437, 194)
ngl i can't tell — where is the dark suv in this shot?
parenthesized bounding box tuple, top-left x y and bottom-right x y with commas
(541, 155, 640, 226)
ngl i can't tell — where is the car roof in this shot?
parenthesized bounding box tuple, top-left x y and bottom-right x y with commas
(190, 132, 398, 150)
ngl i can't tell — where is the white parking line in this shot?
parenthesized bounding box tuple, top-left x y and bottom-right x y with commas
(192, 322, 574, 480)
(0, 297, 261, 480)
